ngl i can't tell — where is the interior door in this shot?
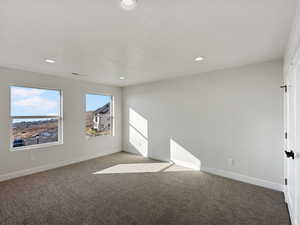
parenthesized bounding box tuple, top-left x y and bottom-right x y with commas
(294, 59, 300, 225)
(285, 66, 296, 223)
(285, 53, 300, 225)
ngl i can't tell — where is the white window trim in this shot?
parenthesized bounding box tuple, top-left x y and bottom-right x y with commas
(85, 93, 115, 139)
(10, 86, 63, 151)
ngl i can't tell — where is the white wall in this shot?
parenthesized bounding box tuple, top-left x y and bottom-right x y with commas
(0, 67, 122, 179)
(285, 1, 300, 70)
(123, 60, 284, 188)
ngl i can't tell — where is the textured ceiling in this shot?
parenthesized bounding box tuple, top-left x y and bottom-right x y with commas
(0, 0, 297, 86)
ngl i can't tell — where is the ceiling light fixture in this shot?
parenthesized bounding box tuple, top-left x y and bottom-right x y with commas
(45, 59, 56, 64)
(194, 56, 205, 62)
(120, 0, 137, 10)
(120, 76, 125, 80)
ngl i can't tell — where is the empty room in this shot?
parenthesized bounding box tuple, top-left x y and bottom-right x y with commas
(0, 0, 300, 225)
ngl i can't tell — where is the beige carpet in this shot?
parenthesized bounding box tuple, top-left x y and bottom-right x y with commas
(0, 152, 290, 225)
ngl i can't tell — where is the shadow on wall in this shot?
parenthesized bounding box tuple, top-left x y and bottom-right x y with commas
(128, 108, 201, 171)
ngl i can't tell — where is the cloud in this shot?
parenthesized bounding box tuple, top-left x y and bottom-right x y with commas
(11, 87, 59, 115)
(11, 87, 45, 98)
(14, 96, 58, 113)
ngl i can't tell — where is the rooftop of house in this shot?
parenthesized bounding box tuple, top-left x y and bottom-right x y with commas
(94, 103, 110, 115)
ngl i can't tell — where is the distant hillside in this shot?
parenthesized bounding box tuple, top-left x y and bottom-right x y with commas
(13, 119, 58, 140)
(86, 111, 94, 127)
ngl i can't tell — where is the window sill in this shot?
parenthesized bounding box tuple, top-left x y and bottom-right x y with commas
(85, 135, 113, 140)
(10, 142, 63, 152)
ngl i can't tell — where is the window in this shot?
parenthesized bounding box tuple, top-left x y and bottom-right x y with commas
(85, 94, 113, 137)
(10, 86, 62, 150)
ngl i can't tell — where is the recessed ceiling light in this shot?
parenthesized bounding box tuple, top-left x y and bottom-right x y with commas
(45, 59, 56, 64)
(120, 0, 137, 10)
(194, 56, 205, 62)
(120, 76, 125, 80)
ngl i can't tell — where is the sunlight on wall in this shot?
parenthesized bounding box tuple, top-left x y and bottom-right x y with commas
(129, 108, 148, 156)
(170, 139, 201, 170)
(129, 108, 148, 138)
(129, 126, 148, 157)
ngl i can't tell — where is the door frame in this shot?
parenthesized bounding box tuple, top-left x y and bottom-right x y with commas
(284, 46, 300, 225)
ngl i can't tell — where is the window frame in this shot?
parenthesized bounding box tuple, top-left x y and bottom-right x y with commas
(9, 85, 63, 151)
(85, 93, 115, 138)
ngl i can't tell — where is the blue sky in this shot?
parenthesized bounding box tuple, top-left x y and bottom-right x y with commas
(11, 87, 111, 117)
(11, 86, 60, 116)
(86, 94, 111, 112)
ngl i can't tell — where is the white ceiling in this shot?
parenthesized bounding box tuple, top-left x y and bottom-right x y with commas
(0, 0, 297, 86)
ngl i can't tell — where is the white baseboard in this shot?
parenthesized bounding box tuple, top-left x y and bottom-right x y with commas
(142, 154, 201, 171)
(285, 189, 297, 225)
(0, 150, 121, 183)
(201, 167, 284, 192)
(171, 159, 201, 171)
(123, 150, 283, 192)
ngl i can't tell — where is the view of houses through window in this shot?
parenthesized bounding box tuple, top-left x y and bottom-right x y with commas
(10, 86, 62, 149)
(10, 88, 112, 150)
(85, 94, 113, 137)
